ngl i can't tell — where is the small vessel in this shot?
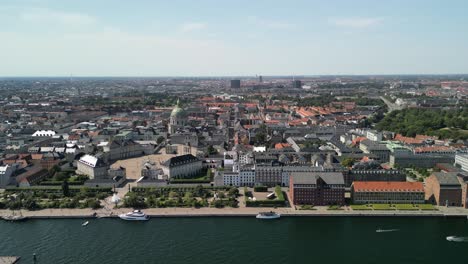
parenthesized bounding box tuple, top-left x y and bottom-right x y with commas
(82, 221, 89, 227)
(256, 211, 281, 219)
(446, 236, 468, 242)
(119, 210, 150, 221)
(2, 213, 27, 222)
(376, 228, 399, 233)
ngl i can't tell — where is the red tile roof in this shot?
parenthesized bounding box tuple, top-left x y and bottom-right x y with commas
(353, 181, 424, 192)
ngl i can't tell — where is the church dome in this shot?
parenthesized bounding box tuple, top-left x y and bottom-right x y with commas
(170, 99, 187, 118)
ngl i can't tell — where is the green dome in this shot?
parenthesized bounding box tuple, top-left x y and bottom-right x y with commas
(170, 99, 187, 118)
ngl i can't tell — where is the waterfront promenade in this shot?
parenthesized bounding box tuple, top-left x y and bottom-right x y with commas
(1, 205, 468, 219)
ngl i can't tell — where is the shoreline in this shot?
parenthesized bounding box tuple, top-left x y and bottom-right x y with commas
(2, 206, 468, 219)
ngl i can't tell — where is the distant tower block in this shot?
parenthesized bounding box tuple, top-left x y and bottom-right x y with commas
(259, 75, 263, 83)
(230, 79, 241, 88)
(292, 80, 302, 88)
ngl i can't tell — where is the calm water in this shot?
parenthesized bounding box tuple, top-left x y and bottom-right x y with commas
(1, 217, 467, 264)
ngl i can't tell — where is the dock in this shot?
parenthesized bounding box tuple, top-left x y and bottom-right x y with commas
(0, 256, 20, 264)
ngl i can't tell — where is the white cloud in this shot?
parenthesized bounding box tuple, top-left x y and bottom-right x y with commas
(329, 17, 384, 28)
(249, 16, 295, 30)
(19, 8, 96, 26)
(180, 22, 206, 32)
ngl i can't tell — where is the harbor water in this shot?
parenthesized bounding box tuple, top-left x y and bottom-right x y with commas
(1, 217, 467, 263)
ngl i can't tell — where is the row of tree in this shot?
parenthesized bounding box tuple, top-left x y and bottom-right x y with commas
(376, 108, 468, 140)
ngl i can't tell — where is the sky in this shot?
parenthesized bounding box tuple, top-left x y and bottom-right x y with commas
(1, 0, 467, 76)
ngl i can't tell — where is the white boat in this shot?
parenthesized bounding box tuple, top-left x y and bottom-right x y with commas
(82, 221, 89, 227)
(376, 228, 399, 233)
(119, 210, 150, 221)
(446, 236, 468, 242)
(256, 211, 280, 219)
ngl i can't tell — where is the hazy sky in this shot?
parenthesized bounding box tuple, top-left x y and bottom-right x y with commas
(1, 0, 467, 76)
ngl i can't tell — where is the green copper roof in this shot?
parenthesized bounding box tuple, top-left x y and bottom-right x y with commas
(170, 99, 187, 118)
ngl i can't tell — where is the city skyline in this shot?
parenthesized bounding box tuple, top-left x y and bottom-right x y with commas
(1, 0, 468, 76)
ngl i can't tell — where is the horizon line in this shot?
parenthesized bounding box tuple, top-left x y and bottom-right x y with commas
(1, 73, 468, 79)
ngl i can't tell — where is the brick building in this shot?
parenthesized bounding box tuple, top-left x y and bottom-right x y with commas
(351, 181, 425, 204)
(456, 173, 468, 208)
(425, 172, 462, 207)
(289, 172, 345, 206)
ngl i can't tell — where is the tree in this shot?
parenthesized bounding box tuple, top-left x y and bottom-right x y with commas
(123, 193, 147, 208)
(62, 181, 70, 197)
(156, 136, 165, 144)
(341, 157, 355, 168)
(207, 145, 217, 155)
(228, 187, 239, 197)
(49, 165, 61, 177)
(254, 133, 266, 146)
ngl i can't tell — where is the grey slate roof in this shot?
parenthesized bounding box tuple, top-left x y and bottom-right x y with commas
(161, 154, 200, 168)
(291, 172, 344, 185)
(433, 172, 461, 186)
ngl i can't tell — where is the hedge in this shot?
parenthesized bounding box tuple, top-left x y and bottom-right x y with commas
(254, 186, 268, 192)
(131, 186, 230, 193)
(245, 200, 285, 207)
(39, 181, 84, 186)
(5, 187, 112, 194)
(169, 179, 211, 184)
(246, 186, 286, 207)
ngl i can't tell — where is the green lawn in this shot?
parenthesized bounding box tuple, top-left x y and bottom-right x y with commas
(350, 204, 372, 210)
(298, 205, 316, 210)
(418, 204, 437, 210)
(372, 204, 396, 210)
(327, 205, 344, 210)
(395, 204, 419, 210)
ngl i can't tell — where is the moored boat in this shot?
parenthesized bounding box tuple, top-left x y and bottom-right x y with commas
(2, 215, 27, 222)
(119, 210, 150, 221)
(256, 211, 280, 219)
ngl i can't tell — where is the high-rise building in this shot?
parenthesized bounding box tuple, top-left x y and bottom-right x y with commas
(230, 79, 241, 88)
(258, 75, 263, 83)
(293, 80, 302, 88)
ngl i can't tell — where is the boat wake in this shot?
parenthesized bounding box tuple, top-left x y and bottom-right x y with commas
(376, 229, 399, 233)
(446, 236, 468, 242)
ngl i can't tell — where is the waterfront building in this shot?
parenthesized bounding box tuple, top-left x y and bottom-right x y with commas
(344, 169, 406, 187)
(457, 173, 468, 208)
(255, 165, 283, 186)
(160, 154, 202, 179)
(425, 172, 462, 207)
(289, 172, 345, 206)
(351, 181, 425, 204)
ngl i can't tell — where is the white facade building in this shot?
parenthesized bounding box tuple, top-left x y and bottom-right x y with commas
(455, 154, 468, 172)
(32, 130, 56, 137)
(76, 154, 108, 179)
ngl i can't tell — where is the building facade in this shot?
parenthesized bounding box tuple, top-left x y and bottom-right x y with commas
(455, 154, 468, 172)
(351, 181, 425, 204)
(425, 172, 462, 207)
(76, 154, 109, 179)
(160, 154, 202, 179)
(289, 172, 345, 206)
